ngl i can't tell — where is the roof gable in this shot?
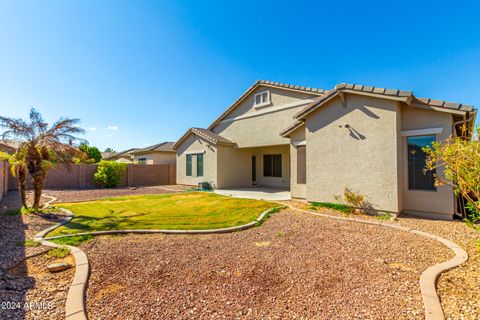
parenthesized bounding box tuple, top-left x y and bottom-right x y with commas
(172, 127, 235, 150)
(207, 80, 326, 130)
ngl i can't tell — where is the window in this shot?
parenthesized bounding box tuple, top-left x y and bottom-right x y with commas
(254, 91, 271, 108)
(297, 146, 306, 184)
(263, 154, 282, 177)
(197, 154, 204, 177)
(407, 135, 436, 191)
(137, 157, 147, 164)
(186, 154, 192, 176)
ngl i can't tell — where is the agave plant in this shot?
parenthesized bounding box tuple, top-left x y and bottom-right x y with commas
(0, 108, 85, 209)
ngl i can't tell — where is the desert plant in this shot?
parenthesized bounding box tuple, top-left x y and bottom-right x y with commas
(424, 126, 480, 218)
(93, 160, 127, 188)
(0, 108, 85, 209)
(334, 187, 368, 214)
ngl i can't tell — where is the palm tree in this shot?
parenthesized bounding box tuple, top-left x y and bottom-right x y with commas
(0, 108, 85, 209)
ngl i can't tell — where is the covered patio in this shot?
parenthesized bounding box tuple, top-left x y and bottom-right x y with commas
(214, 187, 291, 201)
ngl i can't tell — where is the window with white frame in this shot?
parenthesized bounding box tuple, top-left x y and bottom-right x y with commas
(137, 157, 147, 164)
(254, 91, 271, 108)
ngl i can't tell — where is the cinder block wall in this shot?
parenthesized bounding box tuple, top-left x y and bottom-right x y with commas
(7, 164, 176, 190)
(0, 161, 7, 202)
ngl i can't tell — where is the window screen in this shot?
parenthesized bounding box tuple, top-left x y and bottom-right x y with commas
(297, 146, 306, 184)
(263, 154, 282, 177)
(197, 154, 204, 177)
(407, 135, 436, 191)
(186, 154, 192, 176)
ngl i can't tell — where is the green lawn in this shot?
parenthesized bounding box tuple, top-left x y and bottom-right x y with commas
(49, 192, 277, 236)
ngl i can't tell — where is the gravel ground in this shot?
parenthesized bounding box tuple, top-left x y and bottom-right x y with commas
(0, 212, 74, 320)
(44, 185, 190, 203)
(290, 201, 480, 320)
(80, 208, 452, 320)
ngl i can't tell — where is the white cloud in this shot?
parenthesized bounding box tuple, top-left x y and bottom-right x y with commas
(107, 125, 118, 130)
(105, 134, 112, 137)
(88, 127, 97, 131)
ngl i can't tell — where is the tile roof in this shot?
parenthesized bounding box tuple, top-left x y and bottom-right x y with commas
(131, 142, 175, 154)
(190, 128, 235, 145)
(413, 97, 474, 112)
(172, 127, 235, 150)
(295, 83, 475, 121)
(257, 80, 326, 94)
(207, 80, 326, 130)
(103, 148, 139, 159)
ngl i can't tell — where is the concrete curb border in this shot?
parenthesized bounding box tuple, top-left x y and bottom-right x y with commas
(34, 197, 89, 320)
(287, 205, 468, 320)
(38, 202, 283, 319)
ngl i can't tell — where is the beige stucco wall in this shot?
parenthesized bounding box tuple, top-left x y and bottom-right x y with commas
(305, 94, 401, 212)
(176, 135, 217, 187)
(212, 86, 317, 148)
(134, 152, 176, 165)
(400, 106, 454, 217)
(289, 127, 307, 199)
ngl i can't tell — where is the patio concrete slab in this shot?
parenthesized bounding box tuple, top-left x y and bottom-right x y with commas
(214, 187, 291, 201)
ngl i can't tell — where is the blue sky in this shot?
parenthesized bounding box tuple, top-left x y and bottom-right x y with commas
(0, 1, 479, 151)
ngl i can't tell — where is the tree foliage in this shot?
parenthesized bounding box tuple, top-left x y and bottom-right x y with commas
(93, 160, 127, 188)
(79, 143, 102, 163)
(424, 127, 480, 220)
(0, 108, 85, 209)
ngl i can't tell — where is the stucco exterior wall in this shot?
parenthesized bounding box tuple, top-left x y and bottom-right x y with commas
(216, 146, 250, 188)
(216, 145, 290, 189)
(289, 127, 307, 199)
(176, 135, 218, 187)
(400, 106, 454, 217)
(133, 152, 176, 165)
(212, 86, 317, 148)
(305, 94, 401, 212)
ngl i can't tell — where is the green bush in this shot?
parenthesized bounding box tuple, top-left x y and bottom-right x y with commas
(79, 144, 102, 163)
(93, 160, 127, 188)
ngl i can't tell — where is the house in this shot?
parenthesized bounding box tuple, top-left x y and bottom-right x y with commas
(0, 140, 20, 154)
(173, 80, 476, 219)
(131, 142, 176, 165)
(103, 148, 139, 163)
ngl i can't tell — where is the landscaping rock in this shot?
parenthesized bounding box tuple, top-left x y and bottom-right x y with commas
(47, 262, 72, 273)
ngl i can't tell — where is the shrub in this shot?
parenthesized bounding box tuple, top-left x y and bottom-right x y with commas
(93, 160, 127, 188)
(79, 144, 102, 163)
(334, 187, 368, 214)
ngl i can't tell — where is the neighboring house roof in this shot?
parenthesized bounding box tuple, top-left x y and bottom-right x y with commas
(103, 148, 139, 160)
(0, 140, 19, 154)
(172, 127, 235, 150)
(207, 80, 326, 130)
(101, 152, 114, 159)
(131, 142, 175, 155)
(282, 83, 476, 137)
(115, 158, 134, 163)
